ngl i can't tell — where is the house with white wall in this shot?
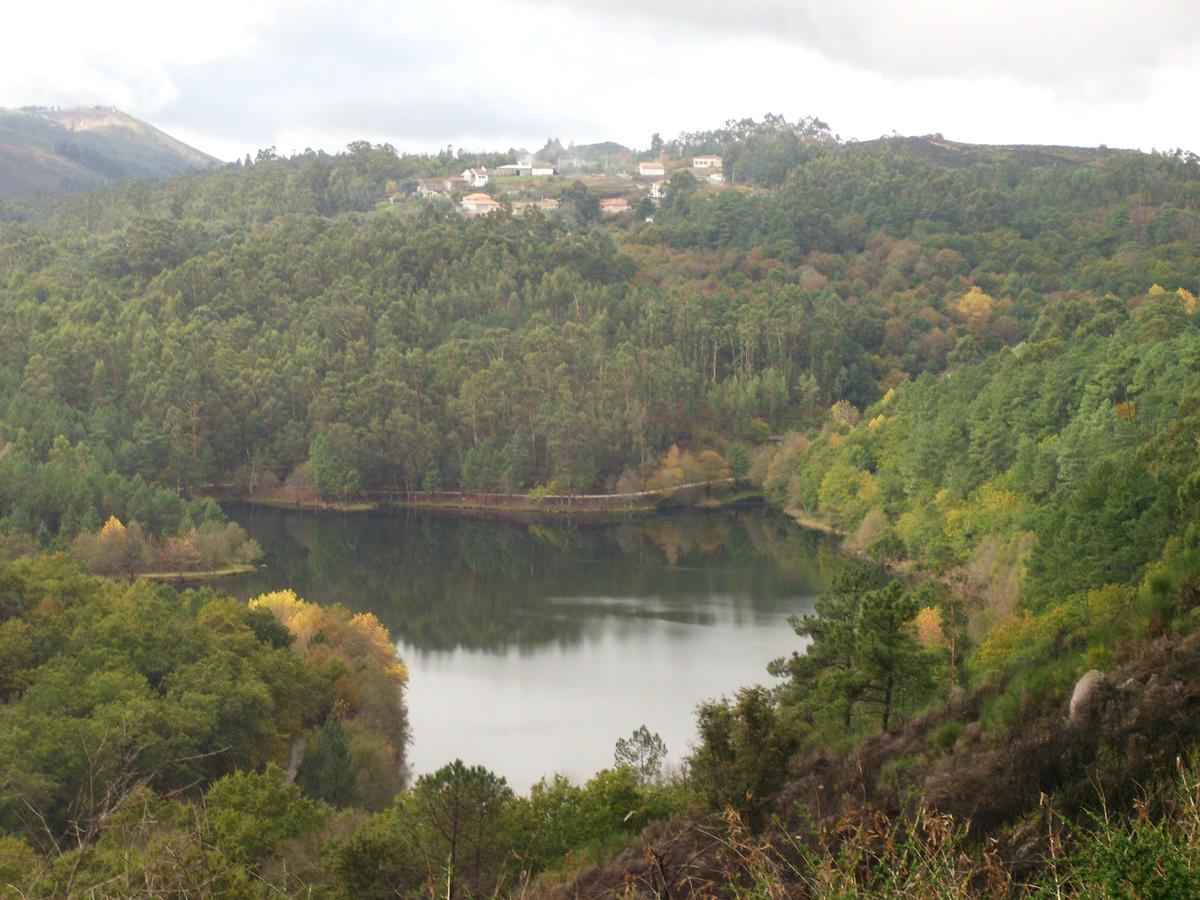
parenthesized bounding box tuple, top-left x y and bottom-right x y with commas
(461, 192, 502, 215)
(463, 167, 490, 188)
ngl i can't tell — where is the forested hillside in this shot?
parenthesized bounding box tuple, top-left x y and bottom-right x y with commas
(3, 121, 1199, 545)
(5, 118, 1200, 895)
(0, 106, 221, 198)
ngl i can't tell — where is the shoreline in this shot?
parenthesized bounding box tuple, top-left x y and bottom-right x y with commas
(207, 484, 767, 523)
(136, 563, 259, 583)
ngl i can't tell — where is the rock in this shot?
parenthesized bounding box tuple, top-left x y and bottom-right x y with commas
(285, 734, 308, 782)
(1119, 677, 1140, 692)
(1069, 669, 1108, 724)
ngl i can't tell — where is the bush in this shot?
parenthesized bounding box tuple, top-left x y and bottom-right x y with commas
(206, 766, 328, 865)
(747, 418, 772, 444)
(928, 720, 964, 753)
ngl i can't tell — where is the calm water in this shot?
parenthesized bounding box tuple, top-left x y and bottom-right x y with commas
(222, 505, 844, 791)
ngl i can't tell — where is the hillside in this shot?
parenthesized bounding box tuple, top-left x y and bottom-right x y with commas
(851, 133, 1122, 169)
(4, 116, 1200, 895)
(0, 105, 222, 198)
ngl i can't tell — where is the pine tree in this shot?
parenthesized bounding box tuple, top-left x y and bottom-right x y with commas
(855, 582, 929, 732)
(770, 567, 874, 731)
(299, 715, 356, 807)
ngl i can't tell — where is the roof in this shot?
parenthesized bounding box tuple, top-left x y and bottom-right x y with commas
(600, 197, 630, 206)
(694, 154, 722, 160)
(462, 192, 500, 204)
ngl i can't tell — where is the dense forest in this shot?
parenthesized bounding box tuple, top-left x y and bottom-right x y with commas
(5, 117, 1200, 895)
(3, 123, 1199, 528)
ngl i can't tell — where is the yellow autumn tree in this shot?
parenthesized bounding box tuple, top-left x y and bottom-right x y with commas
(913, 606, 944, 649)
(953, 286, 995, 340)
(695, 449, 731, 481)
(72, 516, 152, 581)
(250, 590, 409, 809)
(646, 444, 685, 492)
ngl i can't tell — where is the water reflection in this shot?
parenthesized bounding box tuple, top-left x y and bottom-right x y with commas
(223, 506, 846, 653)
(222, 505, 848, 789)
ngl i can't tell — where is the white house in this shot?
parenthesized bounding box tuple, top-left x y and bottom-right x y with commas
(461, 192, 502, 216)
(497, 161, 556, 178)
(497, 163, 531, 177)
(648, 180, 666, 199)
(708, 172, 725, 184)
(462, 167, 490, 188)
(692, 155, 722, 169)
(638, 161, 665, 177)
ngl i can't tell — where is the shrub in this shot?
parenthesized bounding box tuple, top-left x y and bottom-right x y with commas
(928, 720, 964, 753)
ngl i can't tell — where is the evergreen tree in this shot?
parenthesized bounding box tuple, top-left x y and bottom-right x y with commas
(855, 581, 930, 732)
(770, 567, 875, 731)
(613, 725, 667, 782)
(298, 715, 356, 807)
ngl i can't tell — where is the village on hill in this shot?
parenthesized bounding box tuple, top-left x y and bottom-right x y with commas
(385, 148, 730, 219)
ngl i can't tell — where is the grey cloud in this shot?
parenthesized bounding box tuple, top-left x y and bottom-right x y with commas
(525, 0, 1200, 94)
(155, 7, 598, 152)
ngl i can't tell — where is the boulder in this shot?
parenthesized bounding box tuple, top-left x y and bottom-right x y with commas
(1068, 669, 1108, 724)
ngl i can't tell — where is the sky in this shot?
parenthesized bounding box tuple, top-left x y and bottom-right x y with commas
(3, 0, 1199, 162)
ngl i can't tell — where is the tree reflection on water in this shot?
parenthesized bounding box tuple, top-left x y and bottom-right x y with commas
(222, 506, 849, 653)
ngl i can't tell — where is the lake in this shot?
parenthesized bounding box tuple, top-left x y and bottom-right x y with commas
(222, 505, 844, 792)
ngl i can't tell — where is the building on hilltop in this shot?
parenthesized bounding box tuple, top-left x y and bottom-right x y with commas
(638, 161, 665, 177)
(463, 167, 490, 188)
(692, 154, 722, 169)
(461, 192, 502, 215)
(497, 161, 557, 178)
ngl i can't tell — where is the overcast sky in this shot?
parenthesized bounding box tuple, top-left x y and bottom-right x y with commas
(4, 0, 1199, 162)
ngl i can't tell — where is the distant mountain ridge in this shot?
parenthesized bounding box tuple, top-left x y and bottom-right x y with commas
(0, 106, 222, 199)
(852, 133, 1126, 169)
